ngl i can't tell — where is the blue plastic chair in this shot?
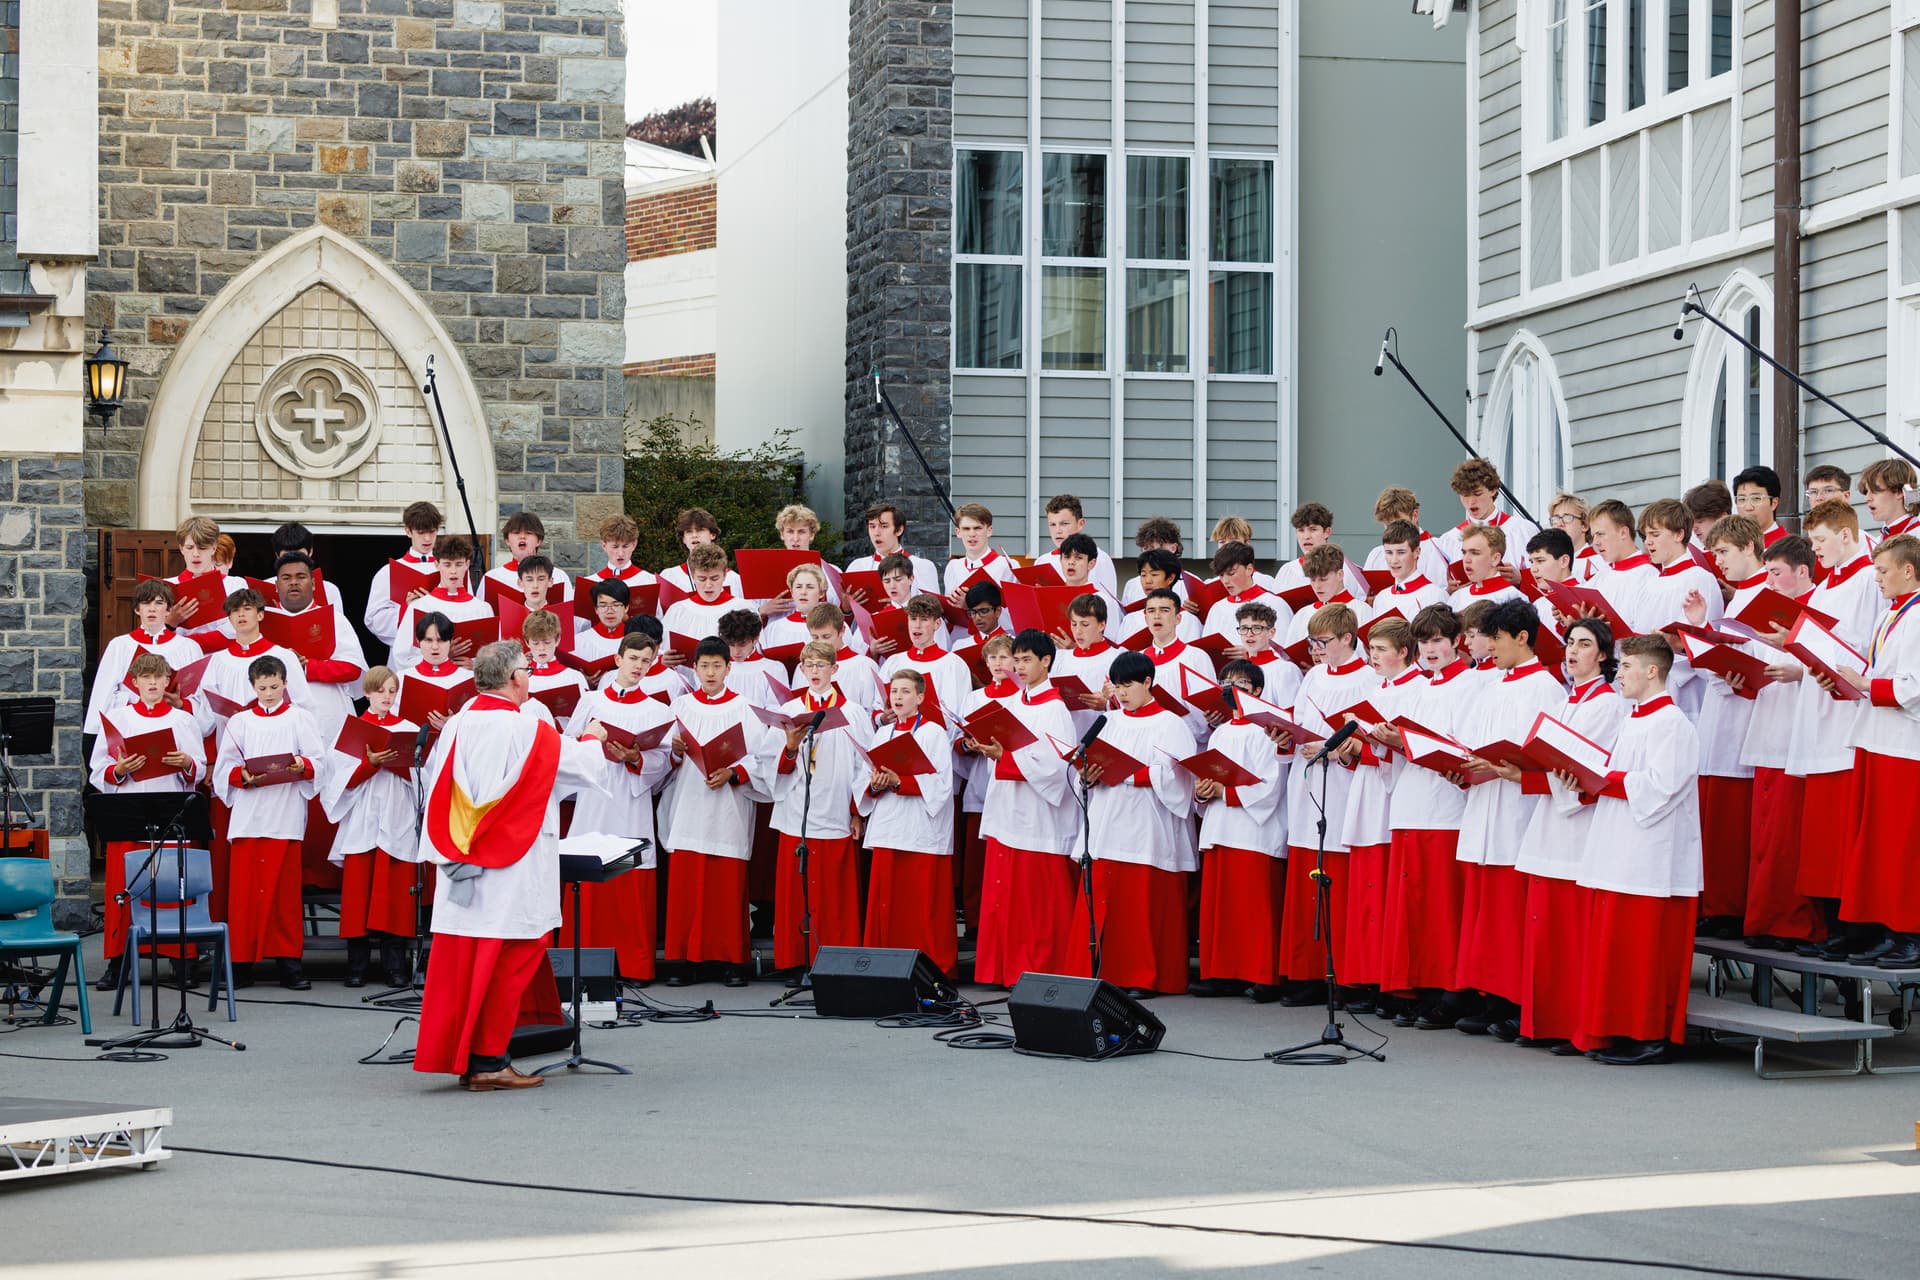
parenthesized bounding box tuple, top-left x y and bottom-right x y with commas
(114, 847, 236, 1024)
(0, 857, 91, 1035)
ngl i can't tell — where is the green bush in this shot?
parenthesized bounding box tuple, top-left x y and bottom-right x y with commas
(623, 413, 842, 570)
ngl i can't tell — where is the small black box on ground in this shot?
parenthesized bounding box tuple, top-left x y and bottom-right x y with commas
(809, 946, 944, 1018)
(548, 946, 621, 1002)
(1007, 973, 1165, 1059)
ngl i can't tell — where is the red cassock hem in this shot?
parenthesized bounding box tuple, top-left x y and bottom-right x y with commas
(974, 839, 1079, 986)
(1278, 847, 1349, 983)
(556, 867, 657, 980)
(959, 811, 986, 932)
(1696, 775, 1753, 919)
(1455, 863, 1528, 1002)
(774, 833, 861, 970)
(224, 837, 305, 963)
(663, 850, 750, 964)
(1839, 750, 1920, 931)
(103, 840, 196, 961)
(208, 796, 232, 923)
(1065, 860, 1190, 994)
(1341, 843, 1392, 988)
(1743, 768, 1823, 941)
(1574, 890, 1695, 1051)
(1519, 874, 1591, 1042)
(1380, 829, 1466, 993)
(413, 934, 551, 1075)
(339, 849, 429, 939)
(1793, 769, 1856, 900)
(864, 847, 957, 976)
(1198, 845, 1286, 986)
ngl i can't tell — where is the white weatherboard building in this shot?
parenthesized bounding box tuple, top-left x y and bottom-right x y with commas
(1453, 0, 1920, 514)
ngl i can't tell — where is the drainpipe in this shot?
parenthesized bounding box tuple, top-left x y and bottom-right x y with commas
(1774, 0, 1802, 522)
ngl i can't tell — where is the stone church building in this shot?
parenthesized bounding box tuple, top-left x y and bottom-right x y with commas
(0, 1, 628, 921)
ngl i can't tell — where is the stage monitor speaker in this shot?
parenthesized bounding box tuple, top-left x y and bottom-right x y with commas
(548, 946, 621, 1002)
(1007, 973, 1165, 1059)
(808, 946, 945, 1018)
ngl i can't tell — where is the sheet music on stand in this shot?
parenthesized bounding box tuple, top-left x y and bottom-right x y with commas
(556, 833, 653, 873)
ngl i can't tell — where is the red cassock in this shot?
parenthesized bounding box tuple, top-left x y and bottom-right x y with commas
(774, 833, 861, 971)
(1341, 843, 1391, 988)
(1065, 861, 1189, 994)
(1573, 890, 1694, 1052)
(958, 811, 987, 934)
(1695, 776, 1752, 920)
(864, 847, 957, 976)
(974, 839, 1078, 986)
(1518, 875, 1590, 1042)
(302, 797, 344, 892)
(224, 837, 306, 962)
(662, 851, 751, 964)
(557, 870, 656, 980)
(1453, 862, 1528, 1002)
(1793, 770, 1857, 900)
(338, 849, 430, 940)
(1838, 751, 1920, 931)
(1379, 829, 1466, 993)
(1198, 846, 1286, 986)
(1742, 768, 1823, 941)
(1278, 847, 1347, 983)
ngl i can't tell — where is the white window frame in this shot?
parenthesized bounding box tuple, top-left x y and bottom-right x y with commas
(1679, 268, 1774, 487)
(1205, 151, 1281, 382)
(1037, 146, 1112, 379)
(1120, 146, 1196, 381)
(952, 143, 1028, 378)
(1480, 331, 1573, 519)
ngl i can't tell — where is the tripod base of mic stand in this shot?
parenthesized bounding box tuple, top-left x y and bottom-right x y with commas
(1267, 1020, 1385, 1066)
(533, 1050, 631, 1076)
(89, 1008, 246, 1054)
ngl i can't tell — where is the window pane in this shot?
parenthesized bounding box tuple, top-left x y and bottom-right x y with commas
(1126, 156, 1188, 260)
(1209, 158, 1273, 263)
(1710, 0, 1733, 76)
(1586, 0, 1609, 126)
(1628, 0, 1646, 109)
(1041, 266, 1106, 371)
(955, 263, 1023, 370)
(1042, 154, 1105, 258)
(1665, 0, 1689, 92)
(1550, 0, 1570, 139)
(1709, 374, 1728, 479)
(1126, 268, 1189, 373)
(956, 150, 1022, 258)
(1743, 305, 1762, 465)
(1207, 271, 1272, 375)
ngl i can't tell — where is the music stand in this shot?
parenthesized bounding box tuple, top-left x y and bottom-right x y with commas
(84, 791, 240, 1055)
(535, 839, 647, 1077)
(0, 698, 54, 858)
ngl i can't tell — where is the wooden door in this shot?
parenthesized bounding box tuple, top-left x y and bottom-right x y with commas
(98, 529, 183, 655)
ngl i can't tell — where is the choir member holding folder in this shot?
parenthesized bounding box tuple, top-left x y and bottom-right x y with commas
(86, 579, 204, 736)
(858, 669, 959, 974)
(391, 536, 491, 673)
(321, 666, 422, 989)
(364, 501, 442, 648)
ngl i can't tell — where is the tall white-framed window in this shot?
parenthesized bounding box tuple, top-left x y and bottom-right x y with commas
(1530, 0, 1734, 160)
(954, 147, 1025, 372)
(1039, 151, 1108, 373)
(1679, 270, 1773, 486)
(1482, 332, 1572, 519)
(1208, 155, 1276, 376)
(1124, 152, 1190, 374)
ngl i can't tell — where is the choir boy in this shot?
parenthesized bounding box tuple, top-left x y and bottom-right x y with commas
(1550, 492, 1603, 580)
(859, 669, 960, 974)
(1456, 599, 1500, 677)
(1122, 550, 1199, 642)
(719, 608, 785, 710)
(1861, 458, 1920, 544)
(577, 514, 656, 602)
(1446, 525, 1522, 612)
(198, 588, 313, 742)
(946, 502, 1017, 602)
(213, 656, 325, 989)
(1524, 528, 1577, 641)
(483, 512, 572, 609)
(1280, 544, 1372, 651)
(1584, 499, 1656, 626)
(1437, 459, 1538, 571)
(1067, 650, 1197, 997)
(1056, 533, 1124, 640)
(1271, 505, 1368, 599)
(659, 507, 744, 597)
(562, 632, 676, 983)
(269, 522, 345, 611)
(86, 579, 203, 736)
(848, 501, 940, 597)
(762, 563, 835, 664)
(1122, 517, 1187, 609)
(967, 630, 1079, 986)
(572, 579, 633, 679)
(1453, 599, 1565, 1037)
(321, 666, 423, 989)
(865, 552, 923, 657)
(661, 544, 748, 653)
(1233, 601, 1302, 708)
(880, 595, 971, 727)
(954, 634, 1019, 936)
(391, 536, 490, 672)
(268, 550, 367, 744)
(89, 652, 203, 990)
(1682, 480, 1733, 551)
(365, 501, 442, 648)
(807, 603, 885, 715)
(1365, 486, 1452, 587)
(1565, 635, 1702, 1064)
(1634, 497, 1724, 718)
(1732, 465, 1789, 547)
(1137, 588, 1216, 744)
(168, 516, 248, 651)
(661, 638, 778, 986)
(522, 610, 588, 716)
(1374, 520, 1447, 621)
(1051, 594, 1121, 738)
(950, 580, 1008, 676)
(1191, 659, 1289, 1002)
(1038, 494, 1119, 598)
(1202, 541, 1276, 640)
(1805, 464, 1852, 509)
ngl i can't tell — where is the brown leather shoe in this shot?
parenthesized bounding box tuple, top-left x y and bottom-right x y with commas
(462, 1067, 545, 1091)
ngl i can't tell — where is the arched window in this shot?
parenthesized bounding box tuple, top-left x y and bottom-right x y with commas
(1682, 271, 1773, 486)
(1482, 332, 1572, 519)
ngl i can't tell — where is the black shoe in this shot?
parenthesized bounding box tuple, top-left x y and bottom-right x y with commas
(1415, 1009, 1459, 1030)
(1394, 1008, 1419, 1027)
(1793, 939, 1828, 957)
(1549, 1041, 1586, 1056)
(1810, 935, 1855, 961)
(385, 969, 410, 989)
(723, 967, 751, 988)
(1455, 1014, 1494, 1035)
(1247, 984, 1284, 1004)
(1187, 978, 1244, 998)
(276, 961, 311, 991)
(1488, 1017, 1521, 1042)
(228, 962, 255, 990)
(784, 970, 805, 990)
(343, 972, 367, 989)
(1594, 1039, 1672, 1065)
(1848, 935, 1898, 964)
(1340, 988, 1375, 1015)
(1876, 939, 1920, 969)
(1278, 981, 1327, 1007)
(664, 972, 689, 987)
(93, 956, 123, 992)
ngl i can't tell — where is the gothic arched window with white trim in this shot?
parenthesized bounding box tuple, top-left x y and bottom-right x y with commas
(1681, 272, 1772, 486)
(1483, 335, 1572, 520)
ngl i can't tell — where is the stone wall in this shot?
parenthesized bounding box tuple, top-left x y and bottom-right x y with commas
(842, 0, 952, 555)
(90, 0, 631, 570)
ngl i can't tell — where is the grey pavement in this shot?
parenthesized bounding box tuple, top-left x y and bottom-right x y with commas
(3, 935, 1919, 1278)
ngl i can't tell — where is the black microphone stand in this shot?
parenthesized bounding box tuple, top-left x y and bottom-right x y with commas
(772, 717, 823, 1006)
(871, 369, 959, 524)
(1071, 738, 1100, 979)
(1269, 738, 1383, 1066)
(1374, 327, 1538, 527)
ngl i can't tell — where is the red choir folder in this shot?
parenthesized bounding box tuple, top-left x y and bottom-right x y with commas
(763, 670, 797, 705)
(662, 632, 701, 663)
(1730, 586, 1835, 638)
(1521, 712, 1613, 795)
(1121, 626, 1155, 652)
(241, 752, 304, 784)
(839, 568, 884, 610)
(960, 700, 1037, 753)
(676, 720, 748, 778)
(751, 702, 852, 734)
(560, 650, 619, 681)
(1362, 568, 1395, 597)
(945, 565, 996, 629)
(122, 650, 213, 699)
(1672, 620, 1754, 648)
(1169, 748, 1262, 789)
(916, 678, 948, 728)
(1537, 579, 1637, 636)
(332, 716, 417, 780)
(388, 558, 438, 606)
(1445, 558, 1471, 589)
(1397, 726, 1495, 785)
(1049, 732, 1144, 784)
(575, 578, 659, 623)
(864, 728, 938, 777)
(1469, 737, 1548, 774)
(483, 576, 563, 612)
(1324, 697, 1390, 730)
(1189, 632, 1237, 670)
(398, 676, 475, 726)
(1050, 673, 1105, 704)
(735, 548, 823, 600)
(1148, 684, 1192, 718)
(532, 682, 583, 722)
(450, 616, 500, 654)
(654, 575, 686, 615)
(1514, 567, 1544, 601)
(1178, 666, 1234, 719)
(261, 605, 337, 661)
(1784, 614, 1868, 702)
(1011, 560, 1065, 588)
(201, 688, 247, 720)
(1185, 576, 1228, 617)
(761, 641, 805, 670)
(1277, 583, 1317, 614)
(1001, 582, 1089, 637)
(1282, 635, 1314, 670)
(243, 577, 282, 607)
(597, 718, 674, 762)
(496, 597, 574, 652)
(143, 571, 229, 624)
(862, 605, 913, 654)
(953, 642, 993, 688)
(1680, 633, 1774, 699)
(102, 722, 185, 782)
(1532, 620, 1566, 669)
(1227, 689, 1315, 741)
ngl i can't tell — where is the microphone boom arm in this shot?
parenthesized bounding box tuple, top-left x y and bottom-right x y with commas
(1374, 328, 1538, 527)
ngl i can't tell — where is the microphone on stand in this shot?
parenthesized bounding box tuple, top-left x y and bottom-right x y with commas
(1373, 333, 1390, 376)
(1220, 683, 1238, 716)
(1075, 713, 1108, 757)
(801, 707, 827, 740)
(1306, 719, 1361, 767)
(1672, 300, 1689, 341)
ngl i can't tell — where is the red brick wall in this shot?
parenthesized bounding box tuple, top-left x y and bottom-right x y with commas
(626, 181, 717, 262)
(625, 354, 716, 377)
